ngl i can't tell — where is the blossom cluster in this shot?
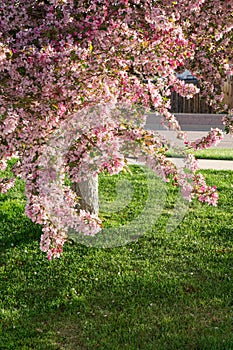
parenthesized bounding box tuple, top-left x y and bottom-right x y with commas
(185, 128, 224, 150)
(172, 79, 200, 99)
(0, 178, 15, 194)
(193, 173, 219, 206)
(222, 114, 233, 135)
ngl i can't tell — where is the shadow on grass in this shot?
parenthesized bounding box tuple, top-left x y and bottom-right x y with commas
(0, 199, 42, 252)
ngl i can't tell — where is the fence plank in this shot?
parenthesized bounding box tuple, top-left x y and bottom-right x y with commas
(223, 77, 233, 108)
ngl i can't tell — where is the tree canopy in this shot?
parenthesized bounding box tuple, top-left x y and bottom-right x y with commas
(0, 0, 233, 259)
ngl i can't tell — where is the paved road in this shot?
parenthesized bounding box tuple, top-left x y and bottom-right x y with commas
(145, 113, 233, 148)
(144, 113, 233, 170)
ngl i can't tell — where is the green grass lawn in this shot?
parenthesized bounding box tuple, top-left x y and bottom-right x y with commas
(0, 165, 233, 350)
(166, 148, 233, 160)
(193, 148, 233, 160)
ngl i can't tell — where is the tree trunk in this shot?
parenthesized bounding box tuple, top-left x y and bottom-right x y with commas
(72, 174, 99, 214)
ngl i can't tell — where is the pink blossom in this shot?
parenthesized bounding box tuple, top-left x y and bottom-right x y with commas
(185, 128, 224, 150)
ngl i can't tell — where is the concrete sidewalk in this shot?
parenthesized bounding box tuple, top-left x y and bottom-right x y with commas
(171, 158, 233, 170)
(128, 157, 233, 170)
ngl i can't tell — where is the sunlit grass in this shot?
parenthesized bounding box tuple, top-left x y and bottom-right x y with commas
(0, 165, 232, 350)
(166, 148, 233, 160)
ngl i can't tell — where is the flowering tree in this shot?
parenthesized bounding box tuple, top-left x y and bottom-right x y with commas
(0, 0, 232, 259)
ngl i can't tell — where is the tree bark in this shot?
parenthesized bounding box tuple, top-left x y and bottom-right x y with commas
(72, 174, 99, 214)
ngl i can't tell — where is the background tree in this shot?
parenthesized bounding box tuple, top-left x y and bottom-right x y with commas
(0, 0, 232, 259)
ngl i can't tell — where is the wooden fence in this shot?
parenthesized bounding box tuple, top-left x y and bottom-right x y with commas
(171, 77, 233, 113)
(222, 76, 233, 109)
